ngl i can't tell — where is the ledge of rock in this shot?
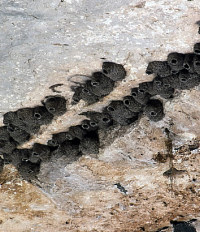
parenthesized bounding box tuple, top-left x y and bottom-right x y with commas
(1, 0, 200, 231)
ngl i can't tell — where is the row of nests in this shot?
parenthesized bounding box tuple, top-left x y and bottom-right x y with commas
(70, 43, 200, 106)
(147, 42, 200, 77)
(1, 37, 200, 181)
(71, 62, 126, 105)
(0, 95, 67, 178)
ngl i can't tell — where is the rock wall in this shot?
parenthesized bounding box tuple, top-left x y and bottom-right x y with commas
(1, 0, 200, 231)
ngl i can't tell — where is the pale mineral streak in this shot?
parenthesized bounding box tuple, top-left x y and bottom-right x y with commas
(1, 0, 200, 231)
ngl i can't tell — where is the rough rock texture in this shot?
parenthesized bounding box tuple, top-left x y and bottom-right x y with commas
(0, 165, 70, 232)
(1, 0, 200, 231)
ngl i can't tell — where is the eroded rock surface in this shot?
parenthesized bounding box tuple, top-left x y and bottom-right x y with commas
(1, 0, 200, 231)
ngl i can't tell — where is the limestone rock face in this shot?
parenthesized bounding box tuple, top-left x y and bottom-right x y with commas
(1, 0, 200, 231)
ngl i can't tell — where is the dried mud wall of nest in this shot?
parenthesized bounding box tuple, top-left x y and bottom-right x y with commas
(1, 0, 200, 232)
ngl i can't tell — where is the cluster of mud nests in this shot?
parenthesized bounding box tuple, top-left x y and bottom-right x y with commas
(1, 22, 200, 232)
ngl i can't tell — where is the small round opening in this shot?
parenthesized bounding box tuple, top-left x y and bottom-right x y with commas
(195, 61, 200, 66)
(82, 124, 89, 129)
(150, 111, 157, 116)
(66, 135, 73, 140)
(32, 152, 39, 156)
(131, 92, 137, 97)
(138, 89, 144, 93)
(51, 140, 56, 145)
(124, 99, 130, 105)
(146, 70, 153, 75)
(107, 106, 115, 112)
(49, 107, 55, 112)
(195, 49, 200, 54)
(102, 117, 110, 122)
(91, 81, 99, 86)
(181, 78, 187, 82)
(103, 69, 108, 74)
(82, 88, 89, 93)
(171, 59, 177, 65)
(171, 70, 178, 74)
(184, 64, 190, 69)
(164, 84, 170, 88)
(90, 122, 97, 127)
(34, 113, 41, 119)
(73, 98, 79, 103)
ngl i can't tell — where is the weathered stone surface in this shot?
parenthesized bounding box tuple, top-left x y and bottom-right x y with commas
(0, 165, 70, 232)
(1, 0, 200, 231)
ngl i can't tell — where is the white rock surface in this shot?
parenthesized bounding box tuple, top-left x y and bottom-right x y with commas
(1, 0, 200, 231)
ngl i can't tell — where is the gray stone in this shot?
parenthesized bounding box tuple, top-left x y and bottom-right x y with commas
(1, 0, 200, 231)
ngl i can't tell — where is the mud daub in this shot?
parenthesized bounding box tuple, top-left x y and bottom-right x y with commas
(1, 25, 200, 182)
